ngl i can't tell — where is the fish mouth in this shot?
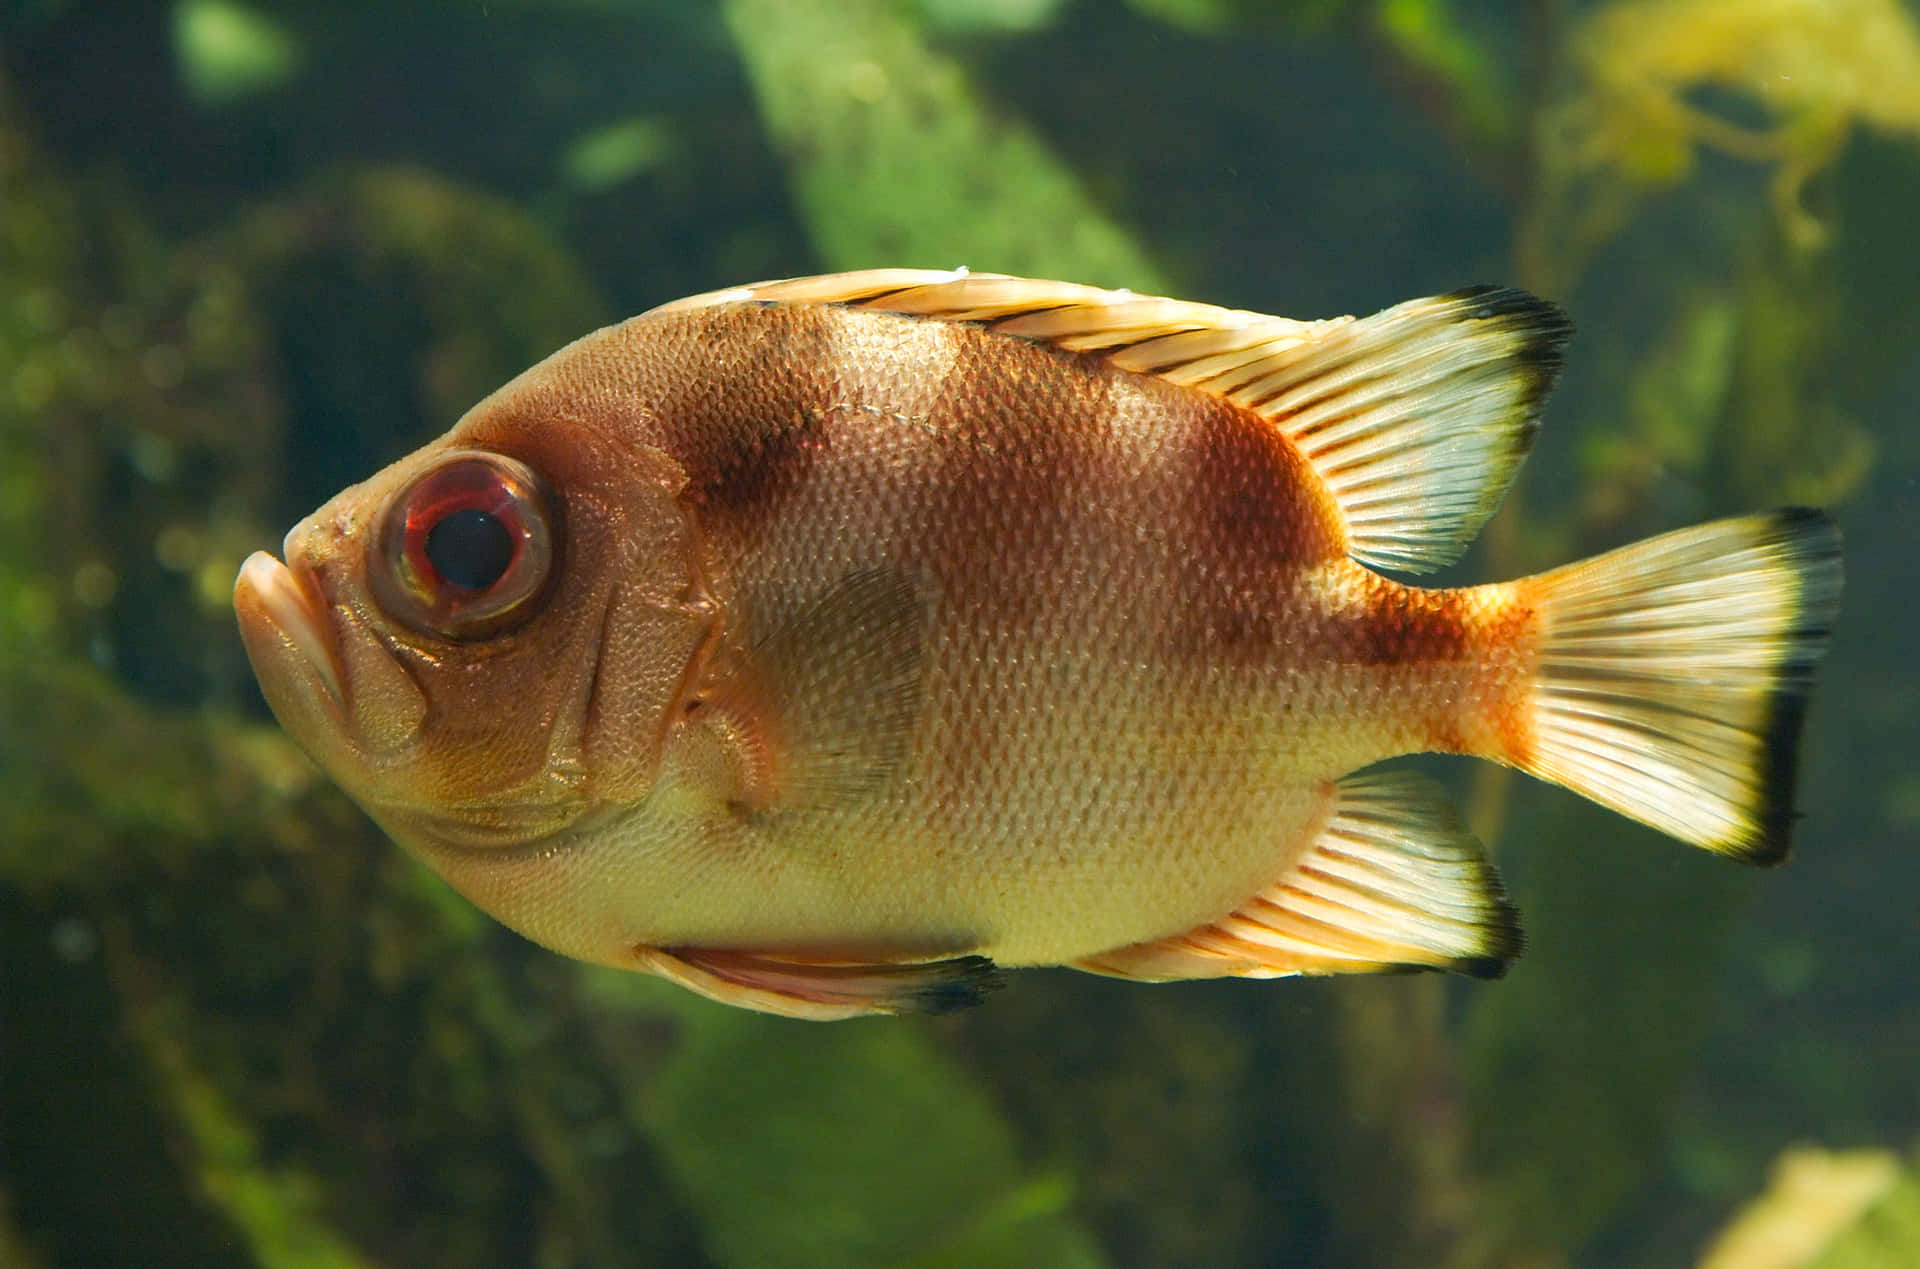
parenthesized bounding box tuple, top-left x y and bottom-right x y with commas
(235, 550, 346, 709)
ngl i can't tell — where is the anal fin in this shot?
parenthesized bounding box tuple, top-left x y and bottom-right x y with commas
(1076, 771, 1522, 982)
(636, 947, 1002, 1020)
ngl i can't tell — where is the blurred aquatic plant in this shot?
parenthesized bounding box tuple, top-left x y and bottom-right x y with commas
(1807, 1161, 1920, 1269)
(561, 116, 677, 193)
(721, 0, 1165, 286)
(583, 974, 1107, 1269)
(216, 162, 609, 429)
(173, 0, 303, 106)
(0, 81, 281, 721)
(1369, 0, 1510, 148)
(1569, 254, 1875, 544)
(0, 1193, 49, 1269)
(1121, 0, 1242, 33)
(1459, 796, 1750, 1260)
(1698, 1146, 1920, 1269)
(115, 967, 380, 1269)
(1524, 0, 1920, 286)
(1376, 9, 1898, 1260)
(914, 0, 1068, 34)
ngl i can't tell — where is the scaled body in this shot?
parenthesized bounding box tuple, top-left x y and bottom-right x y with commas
(235, 271, 1840, 1018)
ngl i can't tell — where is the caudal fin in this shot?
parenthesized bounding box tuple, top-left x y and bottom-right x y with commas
(1518, 509, 1842, 864)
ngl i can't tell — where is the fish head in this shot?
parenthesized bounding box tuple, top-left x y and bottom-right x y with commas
(234, 364, 714, 894)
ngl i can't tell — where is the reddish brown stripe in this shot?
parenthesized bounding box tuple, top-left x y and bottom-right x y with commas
(1161, 394, 1345, 663)
(693, 405, 825, 521)
(1486, 588, 1541, 766)
(918, 329, 1109, 628)
(672, 306, 840, 525)
(1189, 401, 1337, 564)
(1336, 586, 1472, 667)
(1455, 585, 1544, 763)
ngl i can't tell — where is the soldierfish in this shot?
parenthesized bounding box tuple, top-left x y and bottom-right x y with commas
(234, 270, 1842, 1019)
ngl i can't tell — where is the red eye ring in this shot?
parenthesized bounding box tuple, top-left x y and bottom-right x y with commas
(370, 450, 558, 641)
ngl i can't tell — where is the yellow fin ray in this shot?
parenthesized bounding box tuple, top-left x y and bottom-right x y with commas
(1076, 770, 1521, 982)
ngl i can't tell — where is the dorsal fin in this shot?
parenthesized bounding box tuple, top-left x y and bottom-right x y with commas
(1074, 769, 1523, 982)
(649, 270, 1572, 574)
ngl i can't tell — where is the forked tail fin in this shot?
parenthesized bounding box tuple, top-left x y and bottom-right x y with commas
(1516, 509, 1842, 864)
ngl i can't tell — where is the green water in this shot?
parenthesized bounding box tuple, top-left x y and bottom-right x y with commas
(4, 2, 1918, 1265)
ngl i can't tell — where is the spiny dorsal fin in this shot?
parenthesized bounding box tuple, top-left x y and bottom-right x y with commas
(1076, 769, 1522, 982)
(649, 270, 1572, 574)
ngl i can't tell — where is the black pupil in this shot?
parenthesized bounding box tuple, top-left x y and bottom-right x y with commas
(425, 508, 515, 591)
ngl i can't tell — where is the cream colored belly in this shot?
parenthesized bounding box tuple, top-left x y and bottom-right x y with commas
(576, 584, 1417, 966)
(698, 737, 1340, 967)
(946, 780, 1330, 965)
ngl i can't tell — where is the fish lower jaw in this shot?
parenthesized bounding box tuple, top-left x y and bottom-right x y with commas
(236, 551, 346, 707)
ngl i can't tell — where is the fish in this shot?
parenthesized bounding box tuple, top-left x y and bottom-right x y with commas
(233, 269, 1843, 1020)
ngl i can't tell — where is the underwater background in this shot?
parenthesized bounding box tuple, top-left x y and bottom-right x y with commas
(3, 1, 1918, 1265)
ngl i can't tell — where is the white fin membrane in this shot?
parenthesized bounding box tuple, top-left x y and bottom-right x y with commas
(1519, 509, 1842, 863)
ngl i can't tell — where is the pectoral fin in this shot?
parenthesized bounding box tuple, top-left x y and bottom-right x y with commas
(677, 567, 925, 813)
(636, 947, 1002, 1020)
(1077, 770, 1522, 981)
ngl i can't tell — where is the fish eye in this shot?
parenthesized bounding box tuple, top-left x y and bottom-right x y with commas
(427, 509, 515, 590)
(371, 450, 558, 641)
